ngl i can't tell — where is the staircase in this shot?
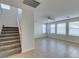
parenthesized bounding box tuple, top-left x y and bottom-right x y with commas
(0, 27, 21, 58)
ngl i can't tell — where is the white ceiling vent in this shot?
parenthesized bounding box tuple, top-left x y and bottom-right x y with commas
(23, 0, 40, 8)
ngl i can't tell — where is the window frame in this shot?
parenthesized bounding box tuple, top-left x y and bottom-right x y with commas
(57, 23, 66, 35)
(68, 21, 79, 36)
(50, 24, 55, 34)
(42, 24, 47, 34)
(1, 3, 11, 10)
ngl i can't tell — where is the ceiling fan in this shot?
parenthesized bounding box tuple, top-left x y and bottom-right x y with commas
(47, 16, 55, 21)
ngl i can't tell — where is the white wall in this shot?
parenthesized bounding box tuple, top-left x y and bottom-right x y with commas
(1, 6, 18, 27)
(0, 0, 34, 53)
(20, 5, 34, 52)
(0, 9, 2, 34)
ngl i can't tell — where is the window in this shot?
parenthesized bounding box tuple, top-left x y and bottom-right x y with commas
(18, 8, 22, 15)
(43, 24, 46, 34)
(57, 23, 66, 34)
(69, 21, 79, 36)
(1, 3, 11, 10)
(50, 24, 55, 33)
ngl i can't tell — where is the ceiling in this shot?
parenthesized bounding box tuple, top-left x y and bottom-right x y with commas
(34, 0, 79, 23)
(1, 0, 79, 23)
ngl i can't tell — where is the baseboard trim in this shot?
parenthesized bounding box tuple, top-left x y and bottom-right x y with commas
(49, 37, 79, 44)
(22, 48, 35, 53)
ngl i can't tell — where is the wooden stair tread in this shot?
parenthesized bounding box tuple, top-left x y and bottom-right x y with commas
(0, 39, 20, 43)
(0, 33, 19, 37)
(0, 48, 21, 58)
(0, 38, 20, 42)
(0, 33, 19, 35)
(0, 36, 20, 39)
(0, 43, 21, 51)
(0, 40, 20, 46)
